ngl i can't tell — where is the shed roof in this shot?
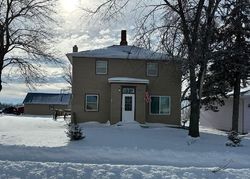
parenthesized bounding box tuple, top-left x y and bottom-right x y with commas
(226, 86, 250, 98)
(241, 87, 250, 97)
(23, 93, 71, 105)
(66, 45, 169, 62)
(243, 91, 250, 96)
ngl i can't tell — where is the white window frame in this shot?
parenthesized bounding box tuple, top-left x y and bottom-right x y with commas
(85, 94, 99, 112)
(96, 60, 108, 75)
(147, 62, 158, 77)
(149, 96, 171, 115)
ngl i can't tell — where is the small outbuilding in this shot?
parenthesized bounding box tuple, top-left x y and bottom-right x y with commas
(200, 89, 250, 134)
(23, 93, 71, 115)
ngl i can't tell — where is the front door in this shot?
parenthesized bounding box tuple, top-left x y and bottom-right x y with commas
(122, 94, 135, 122)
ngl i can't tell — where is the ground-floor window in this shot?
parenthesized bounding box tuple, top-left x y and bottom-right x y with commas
(150, 96, 170, 115)
(85, 94, 99, 111)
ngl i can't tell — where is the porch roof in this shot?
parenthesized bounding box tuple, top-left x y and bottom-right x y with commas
(108, 77, 149, 84)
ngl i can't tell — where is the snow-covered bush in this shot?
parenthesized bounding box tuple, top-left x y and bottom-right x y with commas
(66, 122, 85, 141)
(226, 131, 242, 147)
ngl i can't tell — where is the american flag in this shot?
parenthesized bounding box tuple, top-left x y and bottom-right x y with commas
(144, 91, 151, 103)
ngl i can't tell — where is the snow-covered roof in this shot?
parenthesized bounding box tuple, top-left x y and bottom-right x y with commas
(227, 86, 250, 97)
(241, 86, 250, 96)
(108, 77, 149, 84)
(243, 91, 250, 96)
(23, 93, 71, 105)
(66, 45, 169, 62)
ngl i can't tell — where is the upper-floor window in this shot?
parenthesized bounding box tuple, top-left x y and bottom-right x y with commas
(96, 60, 108, 74)
(147, 62, 158, 76)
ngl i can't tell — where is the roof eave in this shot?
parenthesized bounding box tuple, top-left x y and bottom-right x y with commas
(66, 53, 73, 64)
(108, 77, 149, 84)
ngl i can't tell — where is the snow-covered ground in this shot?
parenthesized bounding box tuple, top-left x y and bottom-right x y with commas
(0, 115, 249, 178)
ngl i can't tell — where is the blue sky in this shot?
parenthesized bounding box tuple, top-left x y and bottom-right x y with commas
(0, 0, 137, 104)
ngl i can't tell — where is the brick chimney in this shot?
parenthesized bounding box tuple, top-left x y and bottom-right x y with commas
(120, 30, 128, 46)
(73, 45, 78, 52)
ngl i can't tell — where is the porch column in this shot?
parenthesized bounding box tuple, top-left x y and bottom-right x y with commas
(135, 84, 147, 124)
(110, 84, 122, 124)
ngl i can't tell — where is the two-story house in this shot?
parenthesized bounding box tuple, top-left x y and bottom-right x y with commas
(66, 30, 181, 125)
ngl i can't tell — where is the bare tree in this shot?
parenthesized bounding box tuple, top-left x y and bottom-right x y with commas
(165, 0, 220, 137)
(0, 0, 59, 92)
(84, 0, 221, 137)
(62, 64, 72, 88)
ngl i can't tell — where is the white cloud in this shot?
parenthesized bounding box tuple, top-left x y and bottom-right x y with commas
(0, 83, 27, 104)
(99, 29, 110, 35)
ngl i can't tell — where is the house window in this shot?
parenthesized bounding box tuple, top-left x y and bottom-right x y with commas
(85, 94, 99, 111)
(96, 60, 107, 74)
(150, 96, 170, 115)
(147, 62, 158, 76)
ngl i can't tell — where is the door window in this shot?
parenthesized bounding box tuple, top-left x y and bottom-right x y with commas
(125, 96, 132, 111)
(122, 88, 135, 94)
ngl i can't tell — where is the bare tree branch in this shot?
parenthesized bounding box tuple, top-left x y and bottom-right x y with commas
(62, 64, 72, 86)
(0, 0, 59, 91)
(82, 0, 222, 137)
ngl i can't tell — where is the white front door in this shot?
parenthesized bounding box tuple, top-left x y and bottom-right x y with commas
(122, 94, 135, 122)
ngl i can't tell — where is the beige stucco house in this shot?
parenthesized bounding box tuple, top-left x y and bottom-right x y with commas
(66, 30, 181, 125)
(23, 92, 71, 115)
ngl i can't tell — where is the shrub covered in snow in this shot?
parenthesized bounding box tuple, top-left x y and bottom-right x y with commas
(65, 122, 85, 140)
(226, 131, 242, 147)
